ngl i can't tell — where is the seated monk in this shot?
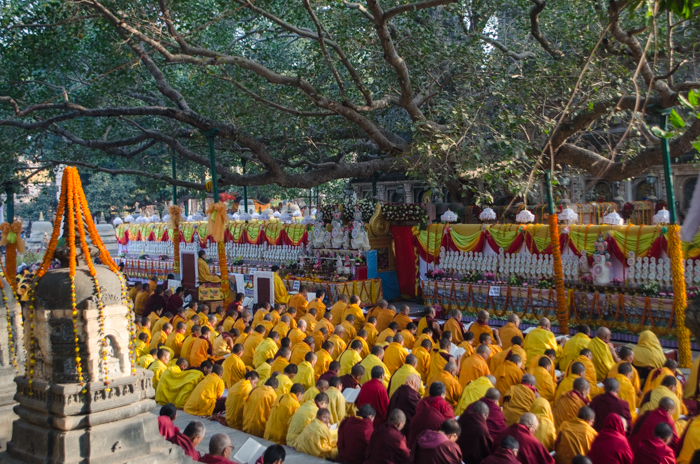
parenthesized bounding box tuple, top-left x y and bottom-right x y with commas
(189, 327, 214, 368)
(529, 349, 558, 385)
(399, 323, 417, 350)
(197, 250, 220, 283)
(523, 317, 560, 363)
(387, 375, 422, 439)
(611, 362, 638, 421)
(315, 310, 334, 335)
(307, 290, 326, 321)
(270, 346, 291, 374)
(253, 331, 281, 369)
(314, 341, 335, 380)
(273, 315, 291, 340)
(492, 412, 555, 464)
(553, 377, 590, 431)
(457, 401, 493, 464)
(134, 332, 151, 359)
(301, 378, 329, 406)
(289, 285, 310, 320)
(587, 413, 633, 464)
(225, 371, 259, 429)
(296, 351, 317, 390)
(287, 320, 307, 349)
(138, 348, 156, 370)
(479, 332, 502, 359)
(167, 421, 205, 461)
(630, 397, 678, 453)
(135, 317, 152, 346)
(554, 406, 597, 464)
(149, 322, 173, 352)
(363, 409, 411, 464)
(410, 418, 462, 464)
(468, 387, 506, 439)
(199, 433, 238, 464)
(634, 422, 676, 464)
(157, 403, 180, 440)
(384, 334, 408, 375)
(443, 309, 467, 344)
(377, 322, 399, 346)
(389, 355, 426, 398)
(242, 377, 279, 437)
(407, 381, 455, 448)
(275, 363, 297, 396)
(326, 376, 346, 425)
(632, 330, 667, 384)
(530, 397, 557, 452)
(212, 331, 234, 358)
(359, 345, 390, 387)
(241, 325, 266, 367)
(565, 349, 602, 397)
(222, 343, 247, 389)
(455, 375, 496, 416)
(183, 364, 225, 416)
(469, 310, 501, 348)
(458, 344, 491, 388)
(642, 359, 687, 410)
(338, 340, 363, 376)
(295, 408, 338, 460)
(342, 295, 366, 331)
(357, 366, 390, 426)
(429, 337, 456, 382)
(271, 265, 289, 305)
(413, 338, 433, 382)
(558, 324, 592, 371)
(290, 336, 314, 366)
(337, 404, 376, 464)
(425, 362, 462, 409)
(287, 392, 329, 447)
(482, 436, 520, 464)
(502, 373, 539, 426)
(499, 314, 524, 351)
(608, 346, 642, 395)
(589, 327, 619, 382)
(639, 374, 686, 421)
(490, 336, 527, 373)
(556, 361, 588, 401)
(677, 414, 700, 464)
(165, 322, 187, 357)
(155, 358, 205, 409)
(264, 383, 305, 444)
(340, 314, 357, 344)
(589, 377, 632, 431)
(301, 308, 318, 335)
(375, 301, 396, 332)
(330, 294, 348, 325)
(319, 360, 340, 384)
(353, 330, 370, 358)
(393, 304, 413, 331)
(149, 348, 171, 388)
(327, 326, 346, 360)
(532, 355, 556, 404)
(494, 354, 525, 399)
(416, 306, 441, 342)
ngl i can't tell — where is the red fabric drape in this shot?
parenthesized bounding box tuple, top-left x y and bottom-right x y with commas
(647, 235, 667, 259)
(392, 225, 418, 297)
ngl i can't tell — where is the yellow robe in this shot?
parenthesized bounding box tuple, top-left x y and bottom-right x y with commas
(554, 418, 597, 464)
(165, 332, 185, 357)
(555, 374, 580, 402)
(458, 354, 490, 388)
(275, 374, 294, 396)
(353, 337, 370, 359)
(499, 323, 524, 350)
(384, 342, 408, 375)
(288, 293, 309, 319)
(533, 366, 556, 403)
(183, 373, 224, 416)
(222, 353, 247, 389)
(614, 374, 638, 421)
(134, 339, 150, 359)
(608, 361, 641, 394)
(559, 333, 591, 371)
(359, 354, 390, 387)
(490, 345, 527, 374)
(287, 328, 306, 349)
(426, 370, 462, 408)
(134, 291, 149, 315)
(184, 319, 197, 338)
(128, 286, 139, 303)
(589, 337, 615, 381)
(523, 328, 560, 363)
(273, 273, 290, 304)
(326, 386, 347, 425)
(340, 321, 357, 344)
(413, 345, 432, 382)
(260, 321, 274, 337)
(296, 361, 316, 390)
(503, 384, 536, 426)
(443, 318, 465, 344)
(563, 355, 599, 398)
(253, 338, 279, 368)
(455, 376, 493, 416)
(302, 386, 320, 404)
(290, 341, 312, 366)
(243, 385, 277, 437)
(393, 313, 413, 331)
(264, 393, 300, 445)
(225, 379, 253, 429)
(339, 349, 363, 377)
(389, 364, 426, 398)
(677, 416, 700, 464)
(185, 308, 197, 321)
(376, 309, 397, 333)
(363, 323, 379, 347)
(137, 354, 154, 369)
(315, 348, 334, 380)
(428, 349, 451, 382)
(494, 360, 524, 399)
(399, 330, 416, 350)
(152, 316, 170, 336)
(149, 330, 168, 351)
(633, 330, 667, 369)
(212, 334, 232, 358)
(343, 304, 366, 331)
(149, 359, 168, 388)
(531, 397, 557, 452)
(330, 302, 347, 325)
(312, 332, 328, 354)
(639, 385, 686, 421)
(241, 332, 264, 367)
(270, 356, 289, 375)
(253, 309, 269, 327)
(642, 367, 686, 408)
(135, 327, 152, 345)
(376, 328, 395, 345)
(327, 335, 346, 361)
(255, 362, 272, 386)
(469, 321, 494, 345)
(287, 401, 319, 447)
(685, 355, 700, 401)
(308, 298, 326, 320)
(198, 257, 220, 283)
(295, 419, 338, 460)
(180, 334, 197, 362)
(553, 391, 587, 431)
(222, 316, 236, 332)
(301, 314, 317, 334)
(155, 366, 205, 408)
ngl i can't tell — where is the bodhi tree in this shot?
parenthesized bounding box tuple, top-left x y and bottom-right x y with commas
(1, 0, 699, 204)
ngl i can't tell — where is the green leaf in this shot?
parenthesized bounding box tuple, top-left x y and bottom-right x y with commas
(678, 94, 694, 109)
(651, 126, 667, 138)
(688, 90, 699, 107)
(670, 109, 686, 128)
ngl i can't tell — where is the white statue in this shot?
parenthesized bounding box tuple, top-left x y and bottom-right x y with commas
(350, 206, 371, 251)
(330, 208, 345, 249)
(311, 212, 327, 249)
(591, 234, 611, 286)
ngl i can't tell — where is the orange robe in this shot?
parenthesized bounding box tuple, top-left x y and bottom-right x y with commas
(399, 330, 415, 350)
(362, 324, 379, 347)
(458, 354, 490, 388)
(290, 341, 312, 366)
(469, 321, 494, 344)
(340, 321, 357, 345)
(188, 338, 211, 368)
(553, 391, 587, 431)
(222, 353, 247, 388)
(342, 304, 366, 330)
(426, 370, 462, 408)
(383, 342, 408, 375)
(225, 379, 253, 429)
(315, 318, 334, 336)
(490, 345, 527, 373)
(242, 385, 277, 437)
(376, 309, 397, 332)
(241, 332, 264, 367)
(330, 302, 347, 325)
(327, 335, 346, 361)
(287, 328, 306, 348)
(288, 293, 309, 319)
(533, 366, 556, 403)
(443, 318, 465, 344)
(554, 418, 597, 464)
(503, 384, 537, 426)
(393, 313, 413, 331)
(565, 355, 600, 398)
(608, 361, 641, 394)
(499, 323, 524, 350)
(315, 348, 333, 380)
(353, 337, 370, 359)
(307, 299, 326, 321)
(301, 314, 317, 334)
(376, 328, 395, 345)
(270, 356, 289, 375)
(413, 345, 432, 382)
(494, 360, 525, 399)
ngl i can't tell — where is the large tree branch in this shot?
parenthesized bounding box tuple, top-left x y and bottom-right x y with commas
(382, 0, 455, 21)
(529, 0, 564, 59)
(479, 34, 537, 60)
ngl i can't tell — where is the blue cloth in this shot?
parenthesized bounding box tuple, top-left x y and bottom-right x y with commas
(366, 250, 378, 278)
(378, 270, 400, 300)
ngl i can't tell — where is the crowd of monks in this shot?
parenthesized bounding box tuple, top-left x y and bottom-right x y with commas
(128, 281, 700, 464)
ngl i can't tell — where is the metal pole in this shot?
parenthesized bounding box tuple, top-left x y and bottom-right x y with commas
(6, 187, 14, 223)
(200, 129, 220, 201)
(242, 158, 248, 215)
(659, 113, 678, 223)
(171, 154, 177, 205)
(372, 172, 379, 198)
(545, 171, 555, 215)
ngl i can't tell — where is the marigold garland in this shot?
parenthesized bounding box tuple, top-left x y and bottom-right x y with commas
(0, 221, 24, 291)
(667, 224, 691, 367)
(549, 214, 569, 334)
(0, 271, 18, 373)
(168, 205, 183, 274)
(218, 241, 230, 307)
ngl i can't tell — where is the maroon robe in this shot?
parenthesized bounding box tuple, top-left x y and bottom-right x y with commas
(629, 408, 678, 453)
(587, 414, 633, 464)
(632, 438, 676, 464)
(468, 396, 507, 439)
(410, 429, 462, 464)
(407, 397, 453, 448)
(199, 454, 236, 464)
(589, 392, 633, 432)
(387, 384, 421, 438)
(493, 423, 555, 464)
(425, 316, 441, 341)
(157, 416, 179, 440)
(482, 448, 520, 464)
(226, 300, 242, 314)
(356, 379, 389, 427)
(167, 432, 200, 461)
(165, 293, 184, 314)
(144, 294, 166, 317)
(457, 409, 493, 463)
(363, 422, 411, 464)
(340, 373, 360, 391)
(338, 416, 374, 464)
(319, 370, 339, 384)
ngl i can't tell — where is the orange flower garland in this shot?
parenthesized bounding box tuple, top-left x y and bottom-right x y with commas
(168, 205, 183, 274)
(0, 271, 18, 373)
(549, 214, 569, 334)
(218, 241, 230, 307)
(667, 224, 691, 367)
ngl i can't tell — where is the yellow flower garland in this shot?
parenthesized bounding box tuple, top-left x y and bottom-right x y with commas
(549, 214, 569, 334)
(667, 224, 691, 367)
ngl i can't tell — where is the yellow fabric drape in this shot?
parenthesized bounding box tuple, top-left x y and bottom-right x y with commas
(633, 330, 667, 369)
(589, 337, 615, 381)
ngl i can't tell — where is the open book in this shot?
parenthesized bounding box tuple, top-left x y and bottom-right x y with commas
(233, 438, 266, 464)
(449, 343, 467, 359)
(343, 387, 361, 403)
(242, 297, 254, 308)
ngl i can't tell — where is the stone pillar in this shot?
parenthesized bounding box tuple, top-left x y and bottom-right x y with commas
(376, 185, 387, 202)
(3, 266, 188, 464)
(402, 182, 413, 204)
(0, 276, 23, 450)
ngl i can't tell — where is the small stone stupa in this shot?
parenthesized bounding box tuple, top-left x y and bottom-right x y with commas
(3, 167, 188, 464)
(0, 274, 23, 449)
(94, 212, 118, 257)
(25, 212, 54, 252)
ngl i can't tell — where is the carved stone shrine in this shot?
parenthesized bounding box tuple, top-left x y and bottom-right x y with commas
(0, 275, 24, 450)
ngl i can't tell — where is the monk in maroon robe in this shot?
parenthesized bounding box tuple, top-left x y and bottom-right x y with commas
(157, 415, 179, 440)
(388, 384, 421, 438)
(629, 399, 678, 452)
(633, 422, 676, 464)
(356, 368, 389, 427)
(167, 425, 202, 461)
(410, 420, 462, 464)
(338, 405, 375, 464)
(482, 436, 520, 464)
(467, 388, 507, 439)
(587, 414, 633, 464)
(457, 401, 493, 463)
(492, 413, 554, 464)
(589, 379, 633, 432)
(363, 410, 411, 464)
(407, 383, 454, 448)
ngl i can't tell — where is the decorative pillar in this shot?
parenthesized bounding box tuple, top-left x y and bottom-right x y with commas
(402, 182, 413, 204)
(376, 185, 387, 202)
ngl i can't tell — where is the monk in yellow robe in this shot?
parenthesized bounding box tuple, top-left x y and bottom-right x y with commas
(253, 333, 280, 368)
(554, 407, 597, 464)
(288, 286, 309, 319)
(330, 295, 348, 325)
(307, 291, 327, 321)
(458, 344, 491, 388)
(428, 338, 454, 381)
(255, 360, 272, 386)
(290, 337, 314, 366)
(134, 288, 149, 316)
(189, 328, 214, 368)
(301, 309, 318, 335)
(470, 310, 501, 346)
(264, 384, 304, 444)
(275, 364, 297, 396)
(342, 295, 366, 330)
(180, 326, 201, 361)
(529, 349, 557, 383)
(184, 315, 200, 338)
(339, 340, 363, 376)
(315, 342, 335, 379)
(389, 356, 425, 398)
(259, 314, 275, 338)
(353, 332, 370, 359)
(559, 325, 591, 371)
(296, 352, 317, 390)
(608, 346, 641, 395)
(633, 330, 667, 372)
(287, 392, 329, 446)
(184, 303, 198, 321)
(315, 311, 334, 336)
(155, 359, 205, 408)
(677, 415, 700, 464)
(242, 378, 278, 437)
(503, 374, 538, 426)
(376, 323, 398, 345)
(301, 378, 329, 404)
(553, 378, 590, 430)
(197, 250, 220, 283)
(272, 317, 291, 341)
(425, 362, 462, 408)
(164, 322, 186, 357)
(295, 409, 338, 460)
(135, 317, 152, 344)
(642, 360, 687, 406)
(393, 305, 413, 331)
(413, 338, 433, 382)
(455, 374, 496, 416)
(383, 335, 408, 375)
(359, 346, 390, 387)
(589, 328, 619, 382)
(639, 375, 686, 421)
(399, 325, 416, 350)
(443, 309, 466, 344)
(375, 305, 396, 333)
(500, 314, 523, 350)
(490, 337, 527, 373)
(183, 364, 225, 416)
(287, 321, 307, 349)
(152, 314, 171, 335)
(340, 316, 357, 344)
(221, 344, 247, 388)
(241, 326, 265, 367)
(326, 378, 346, 425)
(225, 371, 258, 428)
(312, 327, 329, 354)
(149, 348, 171, 388)
(149, 324, 172, 351)
(212, 332, 234, 358)
(362, 318, 378, 347)
(134, 332, 151, 358)
(327, 331, 346, 360)
(524, 318, 561, 363)
(556, 361, 587, 401)
(270, 265, 289, 304)
(494, 355, 525, 399)
(613, 363, 638, 420)
(532, 355, 556, 404)
(270, 347, 291, 373)
(531, 397, 557, 451)
(137, 350, 155, 369)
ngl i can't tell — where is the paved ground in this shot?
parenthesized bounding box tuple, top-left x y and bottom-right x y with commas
(156, 408, 329, 464)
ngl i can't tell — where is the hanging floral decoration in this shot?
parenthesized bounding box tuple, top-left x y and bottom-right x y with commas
(0, 221, 25, 290)
(0, 271, 18, 373)
(207, 201, 230, 307)
(168, 205, 183, 273)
